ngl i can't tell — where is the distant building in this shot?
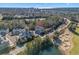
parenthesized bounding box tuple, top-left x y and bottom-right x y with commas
(35, 20, 46, 36)
(36, 20, 45, 27)
(25, 19, 35, 22)
(35, 26, 45, 36)
(39, 18, 46, 21)
(12, 28, 26, 35)
(19, 31, 33, 43)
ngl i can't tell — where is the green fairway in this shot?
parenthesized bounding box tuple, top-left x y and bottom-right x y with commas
(70, 27, 79, 55)
(76, 27, 79, 33)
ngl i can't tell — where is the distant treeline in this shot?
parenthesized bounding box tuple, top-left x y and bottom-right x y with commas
(1, 8, 79, 20)
(2, 16, 47, 20)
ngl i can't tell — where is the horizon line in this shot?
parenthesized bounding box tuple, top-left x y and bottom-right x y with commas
(0, 3, 79, 8)
(0, 6, 79, 8)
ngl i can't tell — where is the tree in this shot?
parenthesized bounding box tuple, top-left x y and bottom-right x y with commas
(53, 31, 60, 38)
(69, 21, 77, 31)
(24, 36, 42, 55)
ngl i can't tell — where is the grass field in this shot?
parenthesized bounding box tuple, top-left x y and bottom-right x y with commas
(70, 27, 79, 55)
(76, 27, 79, 33)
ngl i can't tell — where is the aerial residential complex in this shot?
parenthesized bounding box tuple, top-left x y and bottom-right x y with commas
(0, 3, 79, 55)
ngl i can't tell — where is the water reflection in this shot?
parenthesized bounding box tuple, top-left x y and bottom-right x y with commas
(39, 46, 62, 55)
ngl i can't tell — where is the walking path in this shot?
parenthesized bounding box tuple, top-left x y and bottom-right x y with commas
(8, 46, 25, 55)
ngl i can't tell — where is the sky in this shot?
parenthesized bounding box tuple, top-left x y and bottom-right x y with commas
(0, 3, 79, 8)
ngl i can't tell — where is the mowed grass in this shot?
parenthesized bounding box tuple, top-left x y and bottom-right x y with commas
(70, 27, 79, 55)
(76, 27, 79, 33)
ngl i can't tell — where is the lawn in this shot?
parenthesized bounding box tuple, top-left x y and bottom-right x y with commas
(76, 27, 79, 33)
(70, 27, 79, 55)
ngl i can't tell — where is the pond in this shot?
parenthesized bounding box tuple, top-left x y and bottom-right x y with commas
(39, 46, 62, 55)
(17, 41, 62, 55)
